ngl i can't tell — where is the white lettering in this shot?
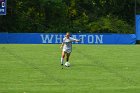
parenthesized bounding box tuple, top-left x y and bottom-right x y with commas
(40, 34, 104, 44)
(40, 34, 54, 43)
(2, 2, 5, 7)
(55, 35, 63, 43)
(95, 35, 103, 44)
(88, 35, 94, 43)
(0, 9, 4, 12)
(79, 35, 86, 43)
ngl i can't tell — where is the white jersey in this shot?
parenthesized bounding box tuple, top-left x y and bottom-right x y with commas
(62, 37, 77, 53)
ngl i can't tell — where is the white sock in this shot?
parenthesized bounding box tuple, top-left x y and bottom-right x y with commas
(61, 58, 64, 64)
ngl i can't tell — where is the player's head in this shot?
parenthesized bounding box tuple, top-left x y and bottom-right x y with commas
(66, 32, 70, 38)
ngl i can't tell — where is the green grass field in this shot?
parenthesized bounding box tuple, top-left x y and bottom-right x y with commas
(0, 44, 140, 93)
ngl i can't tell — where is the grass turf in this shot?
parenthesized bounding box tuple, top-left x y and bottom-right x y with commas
(0, 44, 140, 93)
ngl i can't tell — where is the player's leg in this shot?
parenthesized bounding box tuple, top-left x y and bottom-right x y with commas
(61, 51, 66, 65)
(66, 53, 71, 62)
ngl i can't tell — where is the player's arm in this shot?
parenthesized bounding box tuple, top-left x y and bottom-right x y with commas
(60, 42, 64, 49)
(60, 38, 65, 49)
(70, 37, 81, 42)
(74, 39, 81, 42)
(73, 38, 81, 42)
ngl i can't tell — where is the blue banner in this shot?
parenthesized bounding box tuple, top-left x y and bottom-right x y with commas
(0, 33, 136, 44)
(136, 15, 140, 40)
(0, 0, 6, 15)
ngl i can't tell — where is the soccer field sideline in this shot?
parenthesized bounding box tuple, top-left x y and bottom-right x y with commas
(0, 44, 140, 93)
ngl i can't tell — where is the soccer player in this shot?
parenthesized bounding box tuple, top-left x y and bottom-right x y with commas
(60, 32, 80, 66)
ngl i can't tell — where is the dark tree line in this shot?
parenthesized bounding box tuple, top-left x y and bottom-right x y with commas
(0, 0, 140, 33)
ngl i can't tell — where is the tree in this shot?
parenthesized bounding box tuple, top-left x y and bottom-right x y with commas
(0, 0, 136, 33)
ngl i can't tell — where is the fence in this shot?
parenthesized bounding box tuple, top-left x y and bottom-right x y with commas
(0, 33, 136, 44)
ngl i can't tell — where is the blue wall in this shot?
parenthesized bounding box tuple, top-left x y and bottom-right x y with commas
(0, 33, 136, 44)
(136, 15, 140, 40)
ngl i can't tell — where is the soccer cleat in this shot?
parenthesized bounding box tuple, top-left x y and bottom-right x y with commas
(61, 63, 63, 66)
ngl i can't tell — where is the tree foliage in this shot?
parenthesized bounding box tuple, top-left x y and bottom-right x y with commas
(0, 0, 139, 33)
